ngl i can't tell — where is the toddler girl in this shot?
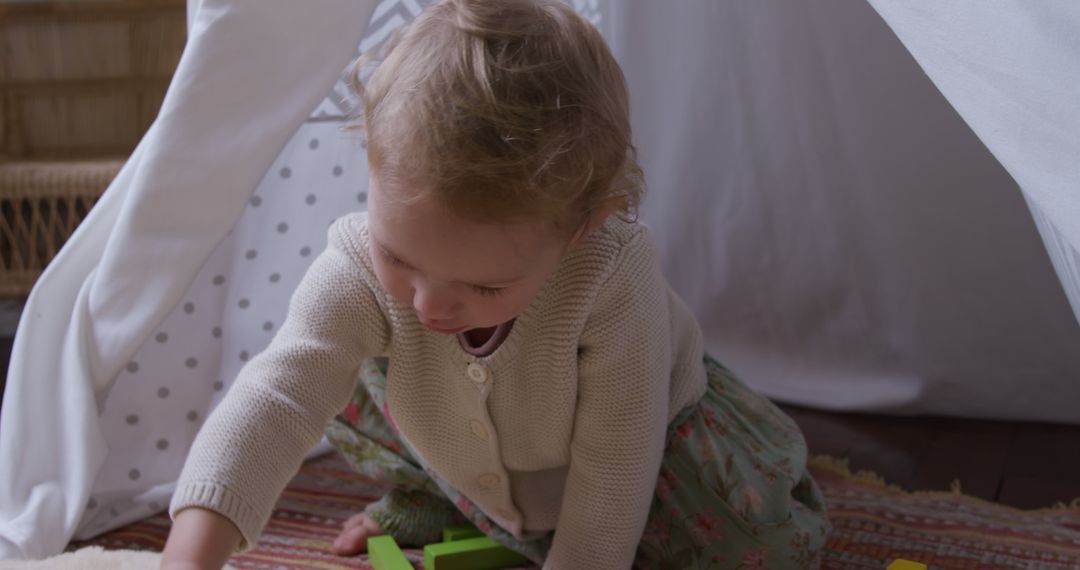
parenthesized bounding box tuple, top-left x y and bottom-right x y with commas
(161, 1, 829, 568)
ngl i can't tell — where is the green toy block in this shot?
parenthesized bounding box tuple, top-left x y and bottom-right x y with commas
(887, 560, 928, 570)
(442, 524, 484, 542)
(423, 536, 529, 570)
(368, 535, 414, 570)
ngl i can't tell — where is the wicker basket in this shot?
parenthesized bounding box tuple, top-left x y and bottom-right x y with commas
(0, 0, 185, 297)
(0, 160, 124, 297)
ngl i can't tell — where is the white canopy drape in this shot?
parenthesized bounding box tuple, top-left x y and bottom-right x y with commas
(867, 1, 1080, 327)
(605, 0, 1080, 420)
(0, 0, 382, 558)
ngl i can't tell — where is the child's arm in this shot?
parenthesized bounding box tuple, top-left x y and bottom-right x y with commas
(547, 231, 673, 570)
(160, 507, 241, 570)
(166, 218, 391, 558)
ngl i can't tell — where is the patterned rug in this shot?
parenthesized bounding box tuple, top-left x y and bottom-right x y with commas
(810, 457, 1080, 569)
(71, 452, 1080, 569)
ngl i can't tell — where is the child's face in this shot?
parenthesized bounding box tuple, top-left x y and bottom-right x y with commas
(366, 175, 568, 334)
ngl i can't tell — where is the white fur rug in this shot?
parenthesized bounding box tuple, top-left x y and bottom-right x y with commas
(0, 547, 238, 569)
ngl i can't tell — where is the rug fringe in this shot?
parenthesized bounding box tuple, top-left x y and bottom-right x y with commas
(809, 454, 1080, 513)
(808, 455, 905, 493)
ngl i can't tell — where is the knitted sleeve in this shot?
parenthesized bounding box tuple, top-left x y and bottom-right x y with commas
(169, 219, 391, 551)
(544, 230, 672, 570)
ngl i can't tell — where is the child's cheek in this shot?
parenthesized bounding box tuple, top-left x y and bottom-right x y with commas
(374, 262, 412, 307)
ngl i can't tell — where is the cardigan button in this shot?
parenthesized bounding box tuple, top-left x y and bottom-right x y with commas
(469, 418, 489, 440)
(477, 473, 501, 489)
(467, 362, 489, 384)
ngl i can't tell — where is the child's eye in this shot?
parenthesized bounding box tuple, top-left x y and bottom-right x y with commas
(472, 285, 506, 298)
(380, 248, 407, 267)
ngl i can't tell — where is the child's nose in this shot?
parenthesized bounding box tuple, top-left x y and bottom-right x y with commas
(412, 284, 458, 320)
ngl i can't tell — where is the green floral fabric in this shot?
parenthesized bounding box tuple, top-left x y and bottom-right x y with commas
(325, 356, 829, 568)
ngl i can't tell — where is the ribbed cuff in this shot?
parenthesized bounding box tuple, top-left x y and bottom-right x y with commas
(364, 488, 463, 546)
(169, 481, 266, 552)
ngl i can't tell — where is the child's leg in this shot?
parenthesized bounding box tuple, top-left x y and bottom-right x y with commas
(325, 358, 464, 547)
(635, 356, 830, 569)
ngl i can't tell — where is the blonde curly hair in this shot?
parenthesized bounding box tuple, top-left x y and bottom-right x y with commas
(348, 0, 643, 234)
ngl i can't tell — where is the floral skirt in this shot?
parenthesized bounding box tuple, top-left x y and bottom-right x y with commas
(324, 356, 829, 569)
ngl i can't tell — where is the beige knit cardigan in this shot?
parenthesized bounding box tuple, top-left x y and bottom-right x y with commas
(171, 213, 707, 569)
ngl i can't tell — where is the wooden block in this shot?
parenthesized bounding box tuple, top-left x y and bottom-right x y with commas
(368, 535, 414, 570)
(442, 524, 484, 542)
(887, 560, 928, 570)
(423, 536, 529, 570)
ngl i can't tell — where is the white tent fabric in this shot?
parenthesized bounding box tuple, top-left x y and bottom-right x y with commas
(867, 1, 1080, 327)
(0, 0, 383, 559)
(604, 0, 1080, 421)
(1, 0, 1077, 562)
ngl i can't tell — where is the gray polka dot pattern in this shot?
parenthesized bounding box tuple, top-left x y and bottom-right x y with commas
(83, 0, 447, 529)
(238, 298, 250, 309)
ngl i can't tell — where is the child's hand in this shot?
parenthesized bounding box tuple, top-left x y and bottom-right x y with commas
(332, 512, 387, 555)
(159, 507, 242, 570)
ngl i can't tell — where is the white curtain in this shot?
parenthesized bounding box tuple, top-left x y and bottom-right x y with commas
(865, 1, 1080, 328)
(0, 0, 382, 559)
(603, 1, 1080, 421)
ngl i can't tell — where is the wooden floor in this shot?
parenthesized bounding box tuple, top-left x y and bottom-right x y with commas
(1, 337, 1078, 510)
(780, 403, 1080, 510)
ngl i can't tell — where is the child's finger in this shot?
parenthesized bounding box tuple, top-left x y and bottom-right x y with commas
(332, 524, 370, 555)
(340, 512, 369, 531)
